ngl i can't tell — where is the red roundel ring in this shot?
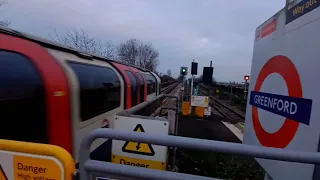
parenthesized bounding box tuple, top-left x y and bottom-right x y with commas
(252, 55, 302, 148)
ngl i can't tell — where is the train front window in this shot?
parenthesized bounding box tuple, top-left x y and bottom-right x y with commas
(68, 62, 121, 121)
(126, 71, 138, 107)
(0, 50, 47, 143)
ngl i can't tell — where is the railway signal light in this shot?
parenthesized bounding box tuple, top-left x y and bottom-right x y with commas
(244, 75, 250, 81)
(180, 67, 188, 76)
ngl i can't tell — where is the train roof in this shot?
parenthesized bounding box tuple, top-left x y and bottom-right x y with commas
(0, 27, 154, 74)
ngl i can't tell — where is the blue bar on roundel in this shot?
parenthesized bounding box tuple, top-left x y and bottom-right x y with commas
(249, 91, 312, 125)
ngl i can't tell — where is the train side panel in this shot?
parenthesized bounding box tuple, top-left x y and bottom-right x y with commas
(0, 33, 73, 153)
(47, 49, 125, 162)
(111, 62, 141, 108)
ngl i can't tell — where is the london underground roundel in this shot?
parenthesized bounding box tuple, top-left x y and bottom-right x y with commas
(250, 55, 312, 148)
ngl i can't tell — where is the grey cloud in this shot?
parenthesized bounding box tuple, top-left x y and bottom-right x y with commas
(2, 0, 284, 82)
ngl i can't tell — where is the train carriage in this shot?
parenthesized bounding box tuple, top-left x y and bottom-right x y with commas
(127, 66, 148, 104)
(0, 27, 161, 162)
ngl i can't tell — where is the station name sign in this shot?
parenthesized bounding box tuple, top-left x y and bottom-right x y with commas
(250, 91, 312, 125)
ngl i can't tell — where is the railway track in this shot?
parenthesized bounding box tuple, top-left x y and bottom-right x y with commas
(161, 81, 179, 94)
(200, 89, 245, 124)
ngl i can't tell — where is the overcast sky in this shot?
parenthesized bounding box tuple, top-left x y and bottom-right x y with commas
(1, 0, 284, 82)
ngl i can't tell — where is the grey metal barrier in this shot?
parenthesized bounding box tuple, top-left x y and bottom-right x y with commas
(79, 128, 320, 180)
(158, 95, 179, 134)
(158, 95, 179, 171)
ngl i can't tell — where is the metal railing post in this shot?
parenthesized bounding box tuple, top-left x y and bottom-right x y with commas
(158, 95, 180, 172)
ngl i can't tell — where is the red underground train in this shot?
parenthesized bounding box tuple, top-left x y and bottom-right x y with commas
(0, 27, 161, 162)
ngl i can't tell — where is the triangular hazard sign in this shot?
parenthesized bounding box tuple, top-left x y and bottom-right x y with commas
(204, 97, 209, 103)
(122, 124, 155, 156)
(0, 165, 8, 180)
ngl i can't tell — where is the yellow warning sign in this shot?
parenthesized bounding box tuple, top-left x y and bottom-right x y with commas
(13, 155, 62, 180)
(122, 124, 155, 156)
(0, 165, 8, 180)
(112, 154, 166, 170)
(0, 139, 75, 180)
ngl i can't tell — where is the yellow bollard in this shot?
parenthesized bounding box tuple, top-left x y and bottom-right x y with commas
(195, 106, 205, 118)
(182, 101, 191, 116)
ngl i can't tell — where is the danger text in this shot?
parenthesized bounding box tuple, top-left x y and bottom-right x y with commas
(112, 154, 166, 170)
(120, 159, 150, 168)
(16, 163, 55, 180)
(18, 163, 47, 174)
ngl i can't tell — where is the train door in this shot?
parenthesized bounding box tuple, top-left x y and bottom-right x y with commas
(125, 71, 138, 107)
(110, 62, 133, 109)
(0, 32, 72, 153)
(127, 66, 147, 104)
(136, 72, 147, 103)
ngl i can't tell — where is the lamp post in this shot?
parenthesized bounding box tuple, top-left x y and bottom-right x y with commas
(244, 75, 250, 100)
(229, 81, 233, 102)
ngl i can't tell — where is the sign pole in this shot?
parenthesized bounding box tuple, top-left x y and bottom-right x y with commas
(243, 75, 250, 100)
(229, 81, 233, 102)
(191, 75, 194, 96)
(208, 61, 212, 100)
(244, 81, 247, 100)
(190, 59, 195, 116)
(191, 74, 195, 116)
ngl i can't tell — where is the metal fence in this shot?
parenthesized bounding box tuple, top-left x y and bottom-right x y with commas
(78, 128, 320, 180)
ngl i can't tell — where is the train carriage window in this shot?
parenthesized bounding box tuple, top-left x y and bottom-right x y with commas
(0, 51, 47, 144)
(68, 62, 121, 121)
(145, 73, 156, 95)
(126, 71, 138, 107)
(136, 73, 145, 103)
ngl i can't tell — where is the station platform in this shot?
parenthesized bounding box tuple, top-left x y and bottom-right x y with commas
(159, 90, 263, 179)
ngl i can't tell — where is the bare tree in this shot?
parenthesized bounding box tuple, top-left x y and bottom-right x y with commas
(102, 42, 117, 60)
(0, 1, 10, 27)
(49, 28, 117, 59)
(137, 42, 159, 72)
(117, 38, 159, 71)
(117, 39, 139, 65)
(167, 69, 172, 77)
